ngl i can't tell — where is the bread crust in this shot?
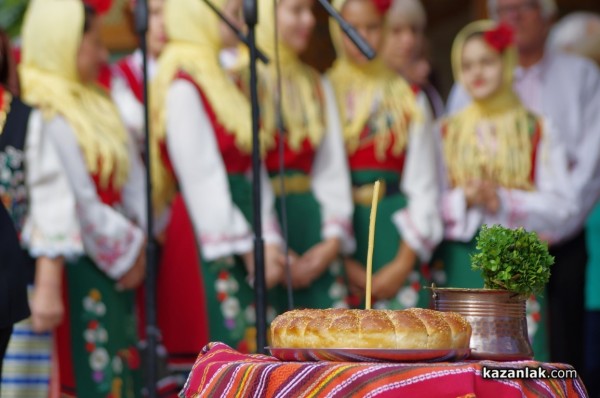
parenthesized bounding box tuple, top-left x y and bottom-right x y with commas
(271, 308, 471, 350)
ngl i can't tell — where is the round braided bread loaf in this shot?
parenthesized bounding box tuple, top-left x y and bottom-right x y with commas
(270, 308, 471, 350)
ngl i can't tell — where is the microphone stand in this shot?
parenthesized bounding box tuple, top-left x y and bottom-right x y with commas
(243, 0, 268, 355)
(134, 0, 159, 396)
(271, 0, 294, 311)
(198, 0, 273, 353)
(271, 0, 376, 311)
(132, 0, 272, 393)
(199, 0, 375, 354)
(316, 0, 375, 60)
(203, 0, 269, 64)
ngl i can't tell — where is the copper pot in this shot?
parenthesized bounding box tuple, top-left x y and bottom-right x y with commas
(431, 287, 533, 360)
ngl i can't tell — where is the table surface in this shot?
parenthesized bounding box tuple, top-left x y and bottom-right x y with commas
(180, 343, 588, 398)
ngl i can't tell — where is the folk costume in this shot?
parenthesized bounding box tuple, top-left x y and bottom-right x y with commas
(151, 0, 282, 361)
(241, 0, 355, 310)
(447, 22, 600, 371)
(18, 1, 147, 396)
(104, 39, 186, 398)
(436, 21, 576, 361)
(327, 0, 442, 309)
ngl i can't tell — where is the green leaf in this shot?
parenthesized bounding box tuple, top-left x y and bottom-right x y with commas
(471, 224, 553, 296)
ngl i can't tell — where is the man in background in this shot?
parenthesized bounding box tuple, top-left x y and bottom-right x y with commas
(548, 12, 600, 397)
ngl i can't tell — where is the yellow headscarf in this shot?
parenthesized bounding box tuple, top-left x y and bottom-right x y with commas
(151, 0, 254, 212)
(243, 0, 326, 151)
(444, 20, 537, 190)
(327, 0, 420, 160)
(19, 0, 129, 189)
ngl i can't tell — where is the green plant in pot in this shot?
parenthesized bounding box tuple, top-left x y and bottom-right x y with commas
(471, 224, 554, 297)
(431, 224, 554, 360)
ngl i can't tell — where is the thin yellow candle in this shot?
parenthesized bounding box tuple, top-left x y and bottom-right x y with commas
(365, 180, 380, 310)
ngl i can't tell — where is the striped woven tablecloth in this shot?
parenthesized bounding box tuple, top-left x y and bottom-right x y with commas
(179, 342, 588, 398)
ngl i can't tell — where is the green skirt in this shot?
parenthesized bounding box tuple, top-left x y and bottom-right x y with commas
(351, 170, 430, 310)
(58, 256, 141, 398)
(432, 239, 550, 362)
(200, 174, 281, 352)
(272, 170, 347, 310)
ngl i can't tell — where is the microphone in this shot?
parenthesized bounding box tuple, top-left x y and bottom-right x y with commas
(317, 0, 376, 60)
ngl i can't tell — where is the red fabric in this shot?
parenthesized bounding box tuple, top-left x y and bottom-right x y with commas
(97, 63, 112, 92)
(159, 140, 176, 176)
(175, 72, 252, 174)
(91, 169, 122, 206)
(113, 57, 144, 103)
(181, 343, 588, 398)
(348, 126, 406, 173)
(12, 46, 21, 65)
(135, 286, 147, 340)
(97, 56, 143, 102)
(56, 270, 76, 395)
(265, 134, 316, 174)
(157, 194, 209, 367)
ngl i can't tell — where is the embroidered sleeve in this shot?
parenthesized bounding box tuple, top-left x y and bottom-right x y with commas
(393, 94, 443, 261)
(489, 119, 577, 243)
(311, 76, 355, 255)
(45, 116, 144, 279)
(22, 110, 84, 259)
(166, 80, 253, 261)
(438, 187, 483, 242)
